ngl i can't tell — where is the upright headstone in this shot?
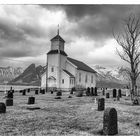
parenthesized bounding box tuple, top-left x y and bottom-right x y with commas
(118, 89, 122, 98)
(42, 89, 45, 94)
(22, 89, 26, 95)
(102, 88, 105, 96)
(95, 87, 97, 96)
(6, 98, 13, 106)
(27, 88, 30, 93)
(91, 87, 94, 96)
(28, 97, 35, 104)
(86, 87, 90, 96)
(113, 89, 117, 98)
(51, 90, 53, 94)
(98, 98, 105, 111)
(35, 90, 38, 95)
(0, 103, 6, 113)
(106, 93, 110, 98)
(103, 108, 118, 135)
(56, 91, 62, 96)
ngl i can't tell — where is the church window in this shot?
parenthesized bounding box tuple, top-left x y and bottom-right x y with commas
(91, 75, 93, 83)
(51, 67, 54, 72)
(85, 74, 88, 83)
(79, 73, 81, 82)
(62, 79, 64, 84)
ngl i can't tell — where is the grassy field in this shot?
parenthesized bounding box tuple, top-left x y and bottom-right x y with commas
(0, 89, 139, 136)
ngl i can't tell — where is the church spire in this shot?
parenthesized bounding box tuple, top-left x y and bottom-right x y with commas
(57, 24, 59, 35)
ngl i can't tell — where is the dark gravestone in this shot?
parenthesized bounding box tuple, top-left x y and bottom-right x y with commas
(102, 88, 105, 96)
(0, 103, 6, 113)
(70, 88, 73, 94)
(113, 89, 117, 98)
(28, 97, 35, 104)
(6, 98, 13, 106)
(55, 96, 61, 99)
(42, 89, 45, 94)
(35, 90, 38, 95)
(118, 89, 122, 98)
(133, 98, 139, 105)
(98, 98, 105, 111)
(19, 90, 23, 93)
(103, 108, 118, 135)
(7, 90, 13, 98)
(106, 93, 110, 98)
(56, 91, 62, 96)
(117, 95, 120, 101)
(51, 91, 53, 94)
(27, 88, 30, 93)
(95, 87, 97, 96)
(22, 89, 26, 95)
(76, 91, 83, 97)
(91, 87, 94, 96)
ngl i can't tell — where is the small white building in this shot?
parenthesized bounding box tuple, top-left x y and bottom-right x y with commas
(41, 31, 97, 91)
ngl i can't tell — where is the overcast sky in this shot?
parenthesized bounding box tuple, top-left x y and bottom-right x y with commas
(0, 4, 140, 69)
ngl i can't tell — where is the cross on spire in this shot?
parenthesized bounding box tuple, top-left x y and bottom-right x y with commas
(57, 24, 59, 35)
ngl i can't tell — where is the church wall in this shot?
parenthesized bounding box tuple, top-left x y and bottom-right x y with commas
(60, 55, 67, 69)
(76, 70, 96, 88)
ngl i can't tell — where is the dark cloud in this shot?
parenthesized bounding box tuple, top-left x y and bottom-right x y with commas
(41, 5, 140, 41)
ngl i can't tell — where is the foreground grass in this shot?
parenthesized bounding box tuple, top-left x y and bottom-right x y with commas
(0, 90, 139, 136)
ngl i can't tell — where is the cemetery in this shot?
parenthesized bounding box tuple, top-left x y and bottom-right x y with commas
(0, 87, 139, 135)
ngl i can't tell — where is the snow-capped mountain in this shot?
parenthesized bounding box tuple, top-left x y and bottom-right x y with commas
(0, 66, 23, 83)
(92, 65, 127, 88)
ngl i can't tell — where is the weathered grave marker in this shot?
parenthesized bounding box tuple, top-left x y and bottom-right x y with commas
(28, 97, 35, 104)
(0, 103, 6, 113)
(113, 89, 117, 98)
(22, 89, 26, 95)
(35, 90, 38, 95)
(118, 89, 122, 98)
(6, 98, 13, 106)
(103, 107, 118, 135)
(27, 88, 30, 93)
(98, 98, 105, 111)
(95, 87, 97, 96)
(51, 91, 53, 94)
(106, 93, 110, 98)
(56, 91, 62, 96)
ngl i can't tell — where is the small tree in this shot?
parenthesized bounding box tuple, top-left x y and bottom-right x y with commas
(113, 14, 140, 100)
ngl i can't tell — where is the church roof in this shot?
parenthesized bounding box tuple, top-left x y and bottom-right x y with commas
(67, 57, 96, 73)
(63, 69, 75, 77)
(50, 34, 65, 42)
(47, 50, 67, 56)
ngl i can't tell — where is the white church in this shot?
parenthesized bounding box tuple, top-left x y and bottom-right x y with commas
(41, 29, 97, 91)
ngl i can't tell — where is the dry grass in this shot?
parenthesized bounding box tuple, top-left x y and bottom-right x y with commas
(0, 90, 139, 136)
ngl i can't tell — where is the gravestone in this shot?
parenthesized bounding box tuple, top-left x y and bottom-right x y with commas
(118, 89, 122, 98)
(51, 91, 53, 94)
(91, 87, 94, 96)
(70, 88, 74, 94)
(7, 90, 13, 98)
(76, 90, 83, 97)
(113, 89, 117, 98)
(98, 98, 105, 111)
(106, 93, 110, 98)
(19, 90, 23, 93)
(102, 88, 105, 96)
(103, 107, 118, 135)
(56, 91, 62, 96)
(42, 89, 45, 94)
(0, 103, 6, 113)
(28, 97, 35, 104)
(95, 87, 97, 96)
(6, 98, 13, 106)
(117, 95, 120, 101)
(35, 90, 38, 95)
(22, 89, 26, 95)
(27, 88, 30, 93)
